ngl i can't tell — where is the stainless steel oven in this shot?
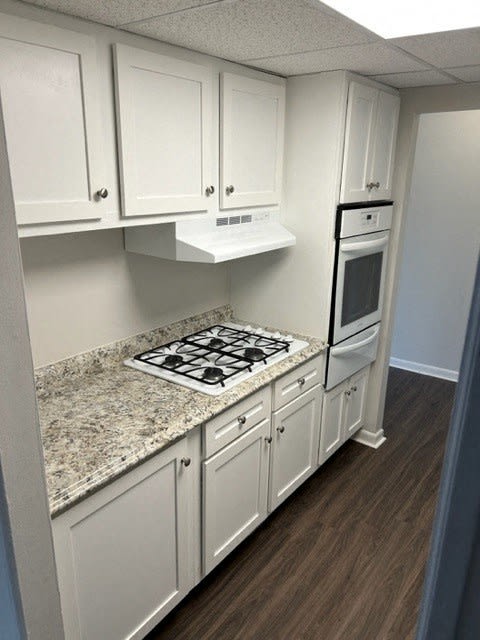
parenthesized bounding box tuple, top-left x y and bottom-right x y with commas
(326, 202, 393, 389)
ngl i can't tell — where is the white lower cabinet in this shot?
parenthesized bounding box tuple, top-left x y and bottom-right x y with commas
(319, 366, 370, 464)
(52, 436, 198, 640)
(202, 417, 270, 574)
(269, 385, 322, 511)
(344, 367, 369, 439)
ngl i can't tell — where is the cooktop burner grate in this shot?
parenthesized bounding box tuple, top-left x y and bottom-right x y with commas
(132, 324, 291, 387)
(126, 322, 308, 395)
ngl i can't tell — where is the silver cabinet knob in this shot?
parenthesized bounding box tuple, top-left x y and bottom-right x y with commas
(96, 187, 108, 199)
(225, 185, 235, 195)
(238, 416, 246, 425)
(366, 182, 374, 191)
(298, 377, 306, 387)
(345, 390, 351, 397)
(373, 182, 380, 189)
(181, 457, 191, 467)
(265, 436, 272, 444)
(351, 385, 358, 392)
(277, 425, 285, 434)
(205, 185, 215, 196)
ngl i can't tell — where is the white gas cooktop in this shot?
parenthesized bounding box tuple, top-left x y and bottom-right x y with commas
(125, 322, 308, 396)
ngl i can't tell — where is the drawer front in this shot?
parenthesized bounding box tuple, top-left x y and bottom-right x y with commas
(204, 387, 271, 458)
(273, 355, 324, 411)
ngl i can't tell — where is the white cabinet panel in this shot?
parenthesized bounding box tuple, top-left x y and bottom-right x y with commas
(52, 439, 192, 640)
(269, 385, 322, 511)
(344, 367, 369, 439)
(272, 355, 324, 410)
(370, 90, 400, 201)
(340, 81, 399, 203)
(340, 82, 377, 204)
(0, 14, 105, 225)
(319, 365, 370, 464)
(203, 418, 270, 575)
(203, 387, 271, 458)
(114, 44, 212, 217)
(319, 381, 346, 465)
(220, 73, 285, 209)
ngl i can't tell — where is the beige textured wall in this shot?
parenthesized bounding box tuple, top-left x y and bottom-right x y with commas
(20, 230, 229, 367)
(365, 82, 480, 436)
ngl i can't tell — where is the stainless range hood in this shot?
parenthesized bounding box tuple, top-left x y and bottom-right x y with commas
(124, 211, 295, 263)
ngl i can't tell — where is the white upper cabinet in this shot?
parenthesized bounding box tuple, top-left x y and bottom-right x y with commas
(0, 14, 106, 226)
(340, 81, 399, 203)
(114, 44, 213, 218)
(220, 73, 285, 209)
(369, 90, 400, 201)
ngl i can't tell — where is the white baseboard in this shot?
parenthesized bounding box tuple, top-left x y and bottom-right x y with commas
(352, 428, 386, 449)
(389, 357, 459, 382)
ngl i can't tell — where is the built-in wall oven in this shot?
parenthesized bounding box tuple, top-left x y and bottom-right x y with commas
(326, 201, 393, 390)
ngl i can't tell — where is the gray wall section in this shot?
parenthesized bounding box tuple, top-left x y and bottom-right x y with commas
(0, 91, 64, 637)
(391, 110, 480, 377)
(20, 230, 229, 367)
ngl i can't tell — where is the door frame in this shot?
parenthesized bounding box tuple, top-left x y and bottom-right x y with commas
(416, 255, 480, 639)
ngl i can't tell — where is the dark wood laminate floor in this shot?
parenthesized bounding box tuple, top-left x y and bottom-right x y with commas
(147, 368, 455, 640)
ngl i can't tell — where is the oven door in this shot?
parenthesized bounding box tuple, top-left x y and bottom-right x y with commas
(333, 230, 389, 345)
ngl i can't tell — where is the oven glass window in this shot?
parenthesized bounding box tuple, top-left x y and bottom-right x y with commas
(342, 252, 383, 327)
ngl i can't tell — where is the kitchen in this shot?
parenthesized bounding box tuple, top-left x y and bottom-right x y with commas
(1, 1, 479, 639)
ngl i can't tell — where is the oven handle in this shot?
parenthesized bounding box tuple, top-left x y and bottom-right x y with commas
(340, 236, 389, 253)
(330, 326, 380, 356)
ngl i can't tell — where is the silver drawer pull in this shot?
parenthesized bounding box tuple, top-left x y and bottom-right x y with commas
(298, 377, 306, 387)
(181, 457, 191, 467)
(238, 416, 247, 425)
(277, 425, 285, 434)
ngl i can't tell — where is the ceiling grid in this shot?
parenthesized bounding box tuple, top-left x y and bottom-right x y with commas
(17, 0, 480, 87)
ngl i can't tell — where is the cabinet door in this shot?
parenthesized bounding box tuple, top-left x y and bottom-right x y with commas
(114, 44, 212, 217)
(370, 91, 400, 200)
(52, 439, 192, 640)
(203, 418, 270, 575)
(269, 385, 322, 512)
(220, 72, 285, 209)
(340, 82, 377, 204)
(0, 14, 105, 226)
(344, 367, 369, 439)
(319, 381, 347, 465)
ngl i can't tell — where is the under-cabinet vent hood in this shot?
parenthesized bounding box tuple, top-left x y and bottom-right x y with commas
(124, 211, 296, 263)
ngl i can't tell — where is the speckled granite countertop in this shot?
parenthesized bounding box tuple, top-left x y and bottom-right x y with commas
(36, 305, 325, 518)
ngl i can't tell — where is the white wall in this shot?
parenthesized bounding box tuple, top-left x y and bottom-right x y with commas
(390, 110, 480, 380)
(365, 83, 480, 438)
(21, 231, 229, 367)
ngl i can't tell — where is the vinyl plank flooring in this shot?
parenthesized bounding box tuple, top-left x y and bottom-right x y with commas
(146, 368, 455, 640)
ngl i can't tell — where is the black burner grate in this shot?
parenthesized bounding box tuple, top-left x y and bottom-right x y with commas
(133, 324, 291, 387)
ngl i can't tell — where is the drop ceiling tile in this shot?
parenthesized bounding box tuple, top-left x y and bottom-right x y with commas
(390, 28, 480, 68)
(371, 69, 458, 89)
(20, 0, 219, 27)
(445, 65, 480, 82)
(122, 0, 377, 61)
(245, 42, 429, 77)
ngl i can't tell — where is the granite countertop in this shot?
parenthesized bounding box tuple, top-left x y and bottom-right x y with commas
(36, 305, 325, 518)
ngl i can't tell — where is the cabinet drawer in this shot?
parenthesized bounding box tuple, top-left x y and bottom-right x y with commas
(273, 355, 324, 411)
(203, 387, 271, 458)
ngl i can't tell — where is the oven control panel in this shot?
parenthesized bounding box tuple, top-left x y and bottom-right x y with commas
(361, 211, 379, 228)
(338, 205, 393, 239)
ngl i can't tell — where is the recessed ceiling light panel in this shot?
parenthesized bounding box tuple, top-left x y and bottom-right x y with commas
(321, 0, 480, 38)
